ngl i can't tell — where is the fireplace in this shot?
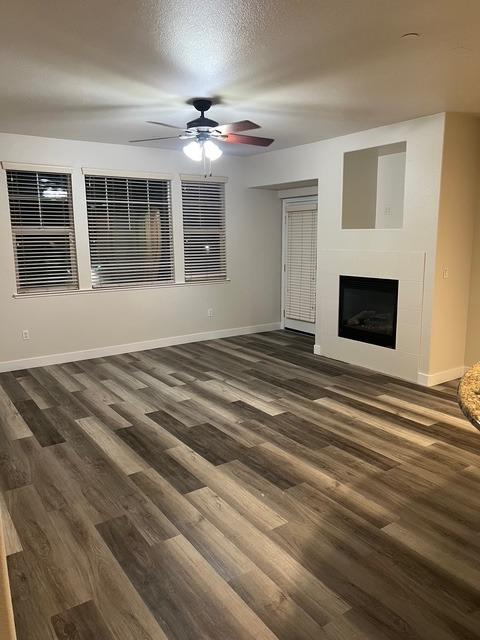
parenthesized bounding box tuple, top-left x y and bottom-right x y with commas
(338, 276, 398, 349)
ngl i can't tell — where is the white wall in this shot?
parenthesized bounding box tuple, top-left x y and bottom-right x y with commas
(0, 133, 282, 369)
(375, 151, 406, 229)
(342, 148, 378, 229)
(246, 114, 446, 381)
(433, 113, 480, 375)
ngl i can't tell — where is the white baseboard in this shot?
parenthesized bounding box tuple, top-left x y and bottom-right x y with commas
(314, 344, 465, 387)
(0, 322, 282, 373)
(417, 365, 467, 387)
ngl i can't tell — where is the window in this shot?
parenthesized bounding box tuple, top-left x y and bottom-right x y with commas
(6, 169, 78, 293)
(85, 174, 173, 288)
(182, 179, 226, 281)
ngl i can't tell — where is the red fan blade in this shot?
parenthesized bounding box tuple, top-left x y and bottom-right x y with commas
(222, 133, 274, 147)
(216, 120, 260, 134)
(146, 121, 182, 129)
(129, 136, 180, 143)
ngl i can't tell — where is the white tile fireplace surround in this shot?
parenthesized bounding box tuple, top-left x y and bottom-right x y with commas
(315, 250, 425, 382)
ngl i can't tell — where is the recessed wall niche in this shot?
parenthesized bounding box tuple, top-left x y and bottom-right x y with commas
(342, 142, 406, 229)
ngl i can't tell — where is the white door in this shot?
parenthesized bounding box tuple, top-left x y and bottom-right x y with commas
(283, 200, 318, 334)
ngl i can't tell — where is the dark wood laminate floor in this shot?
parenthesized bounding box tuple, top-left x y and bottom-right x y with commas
(1, 330, 480, 640)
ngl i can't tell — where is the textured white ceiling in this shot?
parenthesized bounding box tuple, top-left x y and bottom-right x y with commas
(1, 0, 479, 154)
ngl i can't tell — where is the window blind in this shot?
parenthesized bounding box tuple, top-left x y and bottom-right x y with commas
(85, 174, 174, 288)
(182, 180, 226, 281)
(6, 169, 78, 293)
(285, 206, 317, 323)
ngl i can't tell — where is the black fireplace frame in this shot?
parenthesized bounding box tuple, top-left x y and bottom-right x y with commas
(338, 275, 399, 349)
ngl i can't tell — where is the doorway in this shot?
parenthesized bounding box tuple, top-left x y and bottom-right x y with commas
(282, 198, 318, 334)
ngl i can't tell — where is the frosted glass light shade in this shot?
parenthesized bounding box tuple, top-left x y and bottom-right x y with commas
(183, 140, 203, 161)
(204, 140, 223, 161)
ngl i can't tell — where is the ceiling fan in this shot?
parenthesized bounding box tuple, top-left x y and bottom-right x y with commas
(129, 98, 274, 163)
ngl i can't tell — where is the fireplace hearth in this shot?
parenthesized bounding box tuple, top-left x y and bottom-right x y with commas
(338, 275, 398, 349)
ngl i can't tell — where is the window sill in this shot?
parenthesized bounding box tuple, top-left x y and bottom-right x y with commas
(12, 279, 231, 299)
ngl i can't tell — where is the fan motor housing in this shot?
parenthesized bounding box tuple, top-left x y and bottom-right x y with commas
(187, 98, 218, 130)
(187, 116, 219, 130)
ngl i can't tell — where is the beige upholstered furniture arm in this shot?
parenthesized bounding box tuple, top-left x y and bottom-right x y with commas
(0, 520, 16, 640)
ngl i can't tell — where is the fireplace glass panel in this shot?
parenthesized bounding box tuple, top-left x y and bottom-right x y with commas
(338, 276, 398, 349)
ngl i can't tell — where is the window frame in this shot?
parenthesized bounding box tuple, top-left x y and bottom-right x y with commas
(3, 167, 231, 297)
(3, 163, 79, 295)
(83, 170, 175, 290)
(181, 176, 227, 283)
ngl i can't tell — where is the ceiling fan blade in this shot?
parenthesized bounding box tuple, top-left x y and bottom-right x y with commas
(222, 133, 274, 147)
(216, 120, 260, 134)
(146, 121, 183, 129)
(129, 135, 180, 143)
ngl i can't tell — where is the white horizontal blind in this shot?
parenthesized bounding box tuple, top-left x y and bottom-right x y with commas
(286, 206, 317, 323)
(182, 180, 226, 281)
(85, 175, 174, 288)
(6, 169, 78, 293)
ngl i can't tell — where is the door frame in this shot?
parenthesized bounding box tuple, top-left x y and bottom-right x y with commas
(281, 195, 318, 331)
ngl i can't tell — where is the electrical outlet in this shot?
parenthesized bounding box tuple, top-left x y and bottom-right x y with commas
(207, 308, 214, 318)
(442, 267, 449, 279)
(22, 329, 30, 340)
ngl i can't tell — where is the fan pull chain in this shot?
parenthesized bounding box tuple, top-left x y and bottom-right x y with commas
(202, 150, 213, 178)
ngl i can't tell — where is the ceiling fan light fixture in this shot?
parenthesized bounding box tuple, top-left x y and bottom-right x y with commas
(183, 140, 203, 161)
(204, 140, 222, 161)
(132, 98, 274, 150)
